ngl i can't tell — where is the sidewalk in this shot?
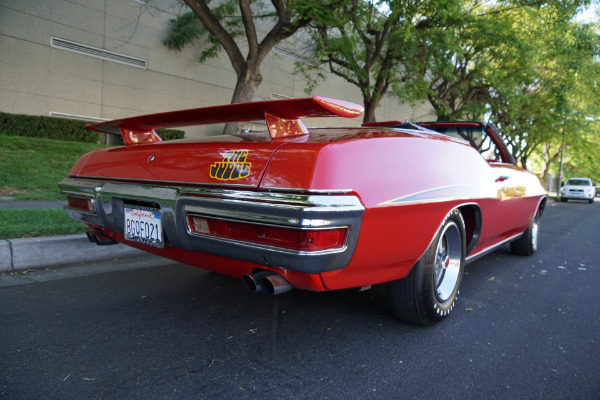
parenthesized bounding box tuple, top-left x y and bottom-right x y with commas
(0, 200, 143, 273)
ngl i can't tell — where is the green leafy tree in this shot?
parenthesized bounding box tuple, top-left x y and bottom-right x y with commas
(164, 0, 317, 132)
(298, 0, 466, 123)
(488, 6, 600, 176)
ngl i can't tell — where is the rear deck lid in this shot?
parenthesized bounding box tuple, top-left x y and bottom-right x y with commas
(72, 97, 363, 187)
(71, 134, 284, 187)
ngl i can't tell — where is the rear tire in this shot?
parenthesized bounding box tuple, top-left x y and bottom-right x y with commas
(387, 209, 466, 326)
(510, 209, 539, 256)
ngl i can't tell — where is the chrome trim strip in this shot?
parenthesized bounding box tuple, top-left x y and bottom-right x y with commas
(260, 186, 353, 194)
(58, 176, 365, 273)
(465, 232, 522, 265)
(184, 205, 341, 228)
(185, 229, 349, 257)
(70, 175, 353, 195)
(72, 175, 257, 190)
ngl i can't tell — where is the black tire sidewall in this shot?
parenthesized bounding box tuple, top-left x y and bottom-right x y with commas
(390, 209, 466, 325)
(421, 210, 466, 323)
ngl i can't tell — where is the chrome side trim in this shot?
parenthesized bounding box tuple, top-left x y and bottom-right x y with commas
(58, 177, 365, 273)
(465, 232, 522, 265)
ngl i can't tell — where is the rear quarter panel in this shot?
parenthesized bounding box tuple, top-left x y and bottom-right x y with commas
(261, 130, 502, 289)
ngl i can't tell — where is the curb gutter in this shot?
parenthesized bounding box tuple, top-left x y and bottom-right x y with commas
(0, 234, 143, 273)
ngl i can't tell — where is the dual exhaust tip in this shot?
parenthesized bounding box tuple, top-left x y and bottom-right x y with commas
(242, 271, 293, 296)
(86, 230, 118, 246)
(86, 229, 292, 295)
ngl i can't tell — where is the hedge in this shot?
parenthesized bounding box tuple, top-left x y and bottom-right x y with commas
(0, 112, 185, 143)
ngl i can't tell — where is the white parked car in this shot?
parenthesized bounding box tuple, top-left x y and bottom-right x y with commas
(560, 177, 595, 203)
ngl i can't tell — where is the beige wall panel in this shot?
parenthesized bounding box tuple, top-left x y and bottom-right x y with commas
(215, 86, 235, 105)
(265, 84, 294, 100)
(102, 12, 168, 54)
(217, 68, 238, 91)
(48, 97, 102, 119)
(147, 48, 189, 76)
(50, 47, 104, 82)
(101, 83, 151, 116)
(50, 71, 102, 105)
(0, 6, 53, 45)
(50, 0, 105, 37)
(102, 62, 149, 91)
(0, 91, 51, 116)
(61, 0, 106, 13)
(1, 35, 50, 71)
(178, 79, 218, 108)
(1, 0, 52, 15)
(183, 63, 220, 89)
(0, 62, 52, 99)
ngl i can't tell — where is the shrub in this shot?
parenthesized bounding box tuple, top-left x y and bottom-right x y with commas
(0, 112, 185, 143)
(156, 128, 185, 141)
(0, 112, 97, 142)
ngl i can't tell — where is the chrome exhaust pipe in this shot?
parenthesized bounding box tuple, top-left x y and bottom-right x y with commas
(242, 271, 271, 293)
(259, 273, 293, 295)
(242, 271, 293, 295)
(86, 231, 98, 244)
(86, 230, 118, 246)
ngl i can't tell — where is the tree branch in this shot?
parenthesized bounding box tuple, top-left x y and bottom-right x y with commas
(183, 0, 246, 76)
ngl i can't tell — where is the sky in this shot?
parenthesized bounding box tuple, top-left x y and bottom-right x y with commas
(575, 3, 599, 23)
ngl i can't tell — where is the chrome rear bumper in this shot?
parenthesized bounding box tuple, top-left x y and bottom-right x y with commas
(58, 177, 365, 273)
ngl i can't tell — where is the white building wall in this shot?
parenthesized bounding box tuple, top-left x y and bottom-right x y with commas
(0, 0, 433, 138)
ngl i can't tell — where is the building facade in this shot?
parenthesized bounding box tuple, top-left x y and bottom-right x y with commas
(0, 0, 433, 138)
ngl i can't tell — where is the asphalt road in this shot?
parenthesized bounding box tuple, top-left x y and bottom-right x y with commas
(1, 200, 599, 400)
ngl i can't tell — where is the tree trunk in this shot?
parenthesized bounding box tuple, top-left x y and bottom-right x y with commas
(223, 66, 263, 134)
(362, 95, 381, 123)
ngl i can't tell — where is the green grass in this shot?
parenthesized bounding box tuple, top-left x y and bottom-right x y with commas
(0, 135, 107, 200)
(0, 135, 108, 238)
(0, 208, 88, 239)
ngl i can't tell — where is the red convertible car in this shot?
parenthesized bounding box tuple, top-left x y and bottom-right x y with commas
(58, 97, 547, 325)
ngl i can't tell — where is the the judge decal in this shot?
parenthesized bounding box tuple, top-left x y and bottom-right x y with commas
(210, 150, 251, 180)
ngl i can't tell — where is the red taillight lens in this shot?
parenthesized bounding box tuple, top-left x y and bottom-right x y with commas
(67, 196, 94, 212)
(187, 215, 347, 252)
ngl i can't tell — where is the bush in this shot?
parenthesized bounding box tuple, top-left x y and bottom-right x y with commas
(156, 128, 185, 141)
(0, 112, 98, 142)
(0, 112, 185, 143)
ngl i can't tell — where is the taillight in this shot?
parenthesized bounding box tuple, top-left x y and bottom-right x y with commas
(67, 196, 94, 212)
(187, 215, 347, 252)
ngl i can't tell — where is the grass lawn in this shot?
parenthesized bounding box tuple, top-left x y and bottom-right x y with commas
(0, 135, 108, 238)
(0, 208, 88, 239)
(0, 135, 107, 200)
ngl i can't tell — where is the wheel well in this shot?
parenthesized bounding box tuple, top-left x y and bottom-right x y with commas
(538, 197, 547, 217)
(458, 204, 482, 255)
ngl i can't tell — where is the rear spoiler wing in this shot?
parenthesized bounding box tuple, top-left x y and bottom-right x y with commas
(86, 96, 363, 146)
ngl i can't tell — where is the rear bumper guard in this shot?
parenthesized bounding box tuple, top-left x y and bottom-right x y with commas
(58, 177, 365, 273)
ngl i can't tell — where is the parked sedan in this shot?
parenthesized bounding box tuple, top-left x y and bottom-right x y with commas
(58, 97, 547, 325)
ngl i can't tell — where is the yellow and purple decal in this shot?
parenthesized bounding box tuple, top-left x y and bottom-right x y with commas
(210, 150, 251, 181)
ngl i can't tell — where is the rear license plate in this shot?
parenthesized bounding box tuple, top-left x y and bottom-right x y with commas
(124, 205, 163, 248)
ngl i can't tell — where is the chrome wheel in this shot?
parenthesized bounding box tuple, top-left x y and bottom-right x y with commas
(388, 209, 466, 326)
(531, 214, 539, 252)
(433, 221, 462, 303)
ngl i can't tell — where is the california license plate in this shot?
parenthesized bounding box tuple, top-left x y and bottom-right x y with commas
(124, 205, 163, 248)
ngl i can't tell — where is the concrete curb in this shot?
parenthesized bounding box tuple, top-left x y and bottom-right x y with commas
(0, 234, 143, 272)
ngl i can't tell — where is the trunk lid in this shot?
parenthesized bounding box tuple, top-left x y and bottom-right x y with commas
(71, 134, 282, 188)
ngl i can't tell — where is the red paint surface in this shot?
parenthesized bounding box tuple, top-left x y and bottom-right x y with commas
(68, 101, 546, 292)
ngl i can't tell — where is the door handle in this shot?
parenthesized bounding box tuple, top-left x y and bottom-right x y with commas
(495, 176, 510, 183)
